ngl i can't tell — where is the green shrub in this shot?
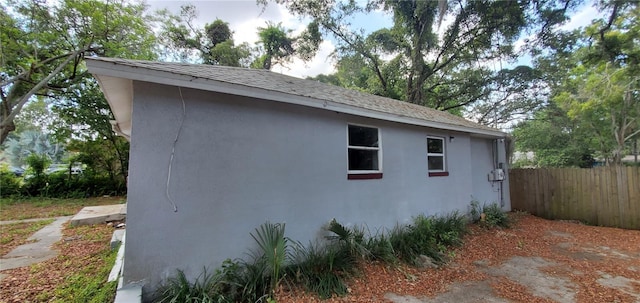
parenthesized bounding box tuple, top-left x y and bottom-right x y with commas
(388, 213, 467, 265)
(282, 220, 365, 299)
(287, 241, 356, 299)
(469, 200, 482, 222)
(470, 201, 511, 228)
(25, 173, 126, 198)
(159, 214, 470, 301)
(155, 223, 289, 303)
(0, 166, 21, 197)
(326, 219, 369, 259)
(25, 153, 50, 179)
(227, 260, 271, 303)
(155, 269, 228, 303)
(432, 211, 467, 247)
(363, 231, 396, 263)
(389, 219, 441, 265)
(482, 203, 511, 228)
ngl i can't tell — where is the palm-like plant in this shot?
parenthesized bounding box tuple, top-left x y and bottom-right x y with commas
(250, 222, 287, 296)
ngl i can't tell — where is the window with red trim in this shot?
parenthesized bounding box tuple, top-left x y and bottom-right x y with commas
(348, 124, 382, 179)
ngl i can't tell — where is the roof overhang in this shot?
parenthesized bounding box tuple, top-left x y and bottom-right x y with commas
(87, 59, 507, 140)
(92, 74, 133, 139)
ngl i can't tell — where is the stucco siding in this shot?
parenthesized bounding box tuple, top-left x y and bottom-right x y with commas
(469, 137, 511, 209)
(125, 81, 505, 295)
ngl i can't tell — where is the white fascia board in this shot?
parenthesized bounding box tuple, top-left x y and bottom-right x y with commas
(87, 61, 506, 139)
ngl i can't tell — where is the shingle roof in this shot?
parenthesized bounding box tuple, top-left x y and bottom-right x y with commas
(86, 57, 504, 137)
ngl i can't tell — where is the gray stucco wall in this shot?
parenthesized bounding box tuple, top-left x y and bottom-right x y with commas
(470, 138, 511, 209)
(125, 82, 510, 296)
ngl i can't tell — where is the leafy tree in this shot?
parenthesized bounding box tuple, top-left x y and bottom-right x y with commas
(556, 64, 639, 164)
(515, 1, 639, 166)
(253, 22, 296, 69)
(12, 99, 57, 134)
(53, 81, 129, 186)
(260, 0, 579, 123)
(0, 0, 158, 143)
(466, 66, 547, 127)
(512, 104, 595, 167)
(157, 5, 252, 66)
(252, 21, 321, 69)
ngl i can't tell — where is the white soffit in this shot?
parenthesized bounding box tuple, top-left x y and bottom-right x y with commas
(94, 75, 133, 139)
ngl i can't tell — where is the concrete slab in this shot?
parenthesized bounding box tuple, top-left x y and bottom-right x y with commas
(111, 229, 125, 250)
(114, 283, 143, 303)
(109, 232, 126, 282)
(0, 216, 71, 272)
(70, 204, 126, 226)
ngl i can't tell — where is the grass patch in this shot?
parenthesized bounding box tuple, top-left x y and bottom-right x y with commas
(51, 245, 118, 303)
(0, 196, 125, 221)
(49, 224, 118, 303)
(0, 219, 54, 255)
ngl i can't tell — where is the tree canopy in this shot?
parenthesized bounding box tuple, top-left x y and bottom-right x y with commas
(263, 0, 582, 123)
(2, 0, 637, 171)
(157, 5, 252, 66)
(513, 1, 639, 166)
(0, 0, 157, 143)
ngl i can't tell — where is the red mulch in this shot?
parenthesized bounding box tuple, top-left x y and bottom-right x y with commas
(0, 224, 113, 303)
(1, 214, 639, 302)
(275, 213, 640, 302)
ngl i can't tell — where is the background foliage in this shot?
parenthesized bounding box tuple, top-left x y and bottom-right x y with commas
(1, 0, 638, 201)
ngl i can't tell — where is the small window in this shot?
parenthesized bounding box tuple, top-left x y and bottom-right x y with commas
(348, 124, 382, 179)
(427, 136, 447, 176)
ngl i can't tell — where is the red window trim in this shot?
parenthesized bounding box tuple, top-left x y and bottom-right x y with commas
(348, 173, 383, 180)
(428, 172, 449, 177)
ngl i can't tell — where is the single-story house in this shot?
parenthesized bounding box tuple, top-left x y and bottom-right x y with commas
(86, 57, 511, 298)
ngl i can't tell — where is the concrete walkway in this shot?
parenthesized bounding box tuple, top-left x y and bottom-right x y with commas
(0, 216, 72, 279)
(0, 216, 70, 225)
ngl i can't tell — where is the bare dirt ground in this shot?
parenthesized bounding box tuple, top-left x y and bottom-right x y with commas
(276, 213, 640, 303)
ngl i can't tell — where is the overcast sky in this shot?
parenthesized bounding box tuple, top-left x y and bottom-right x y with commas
(147, 0, 601, 78)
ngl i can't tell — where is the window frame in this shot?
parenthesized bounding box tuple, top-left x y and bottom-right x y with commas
(427, 136, 448, 177)
(347, 123, 382, 179)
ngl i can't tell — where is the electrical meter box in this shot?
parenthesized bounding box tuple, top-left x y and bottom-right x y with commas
(488, 169, 505, 181)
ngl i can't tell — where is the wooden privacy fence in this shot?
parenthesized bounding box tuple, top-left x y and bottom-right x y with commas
(509, 167, 640, 230)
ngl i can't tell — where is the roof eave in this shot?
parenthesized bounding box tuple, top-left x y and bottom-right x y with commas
(86, 59, 507, 139)
(92, 74, 133, 140)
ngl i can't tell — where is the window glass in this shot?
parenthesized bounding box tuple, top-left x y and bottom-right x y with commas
(427, 138, 443, 153)
(348, 125, 380, 172)
(348, 149, 379, 170)
(428, 156, 444, 171)
(427, 136, 445, 172)
(348, 125, 379, 147)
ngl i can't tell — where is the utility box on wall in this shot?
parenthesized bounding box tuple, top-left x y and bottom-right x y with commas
(488, 168, 505, 181)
